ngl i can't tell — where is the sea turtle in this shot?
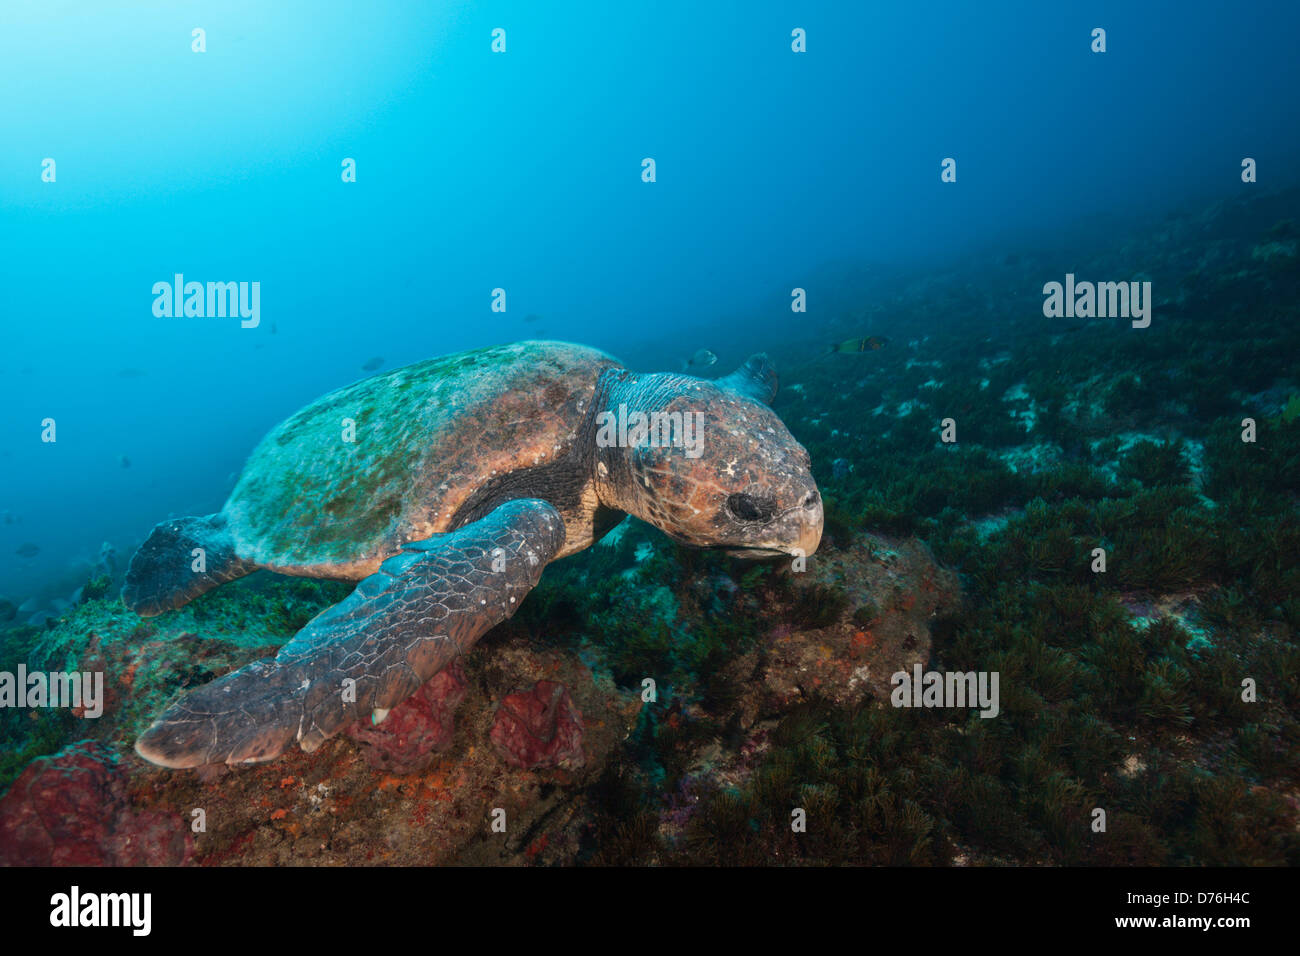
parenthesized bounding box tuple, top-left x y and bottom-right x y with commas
(124, 340, 823, 769)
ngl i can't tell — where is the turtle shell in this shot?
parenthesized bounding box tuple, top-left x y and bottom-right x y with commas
(224, 340, 620, 577)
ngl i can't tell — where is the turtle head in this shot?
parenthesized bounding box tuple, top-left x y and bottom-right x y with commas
(592, 356, 822, 559)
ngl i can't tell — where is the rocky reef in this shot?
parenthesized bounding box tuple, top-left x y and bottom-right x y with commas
(0, 520, 955, 866)
(0, 740, 191, 866)
(2, 187, 1298, 866)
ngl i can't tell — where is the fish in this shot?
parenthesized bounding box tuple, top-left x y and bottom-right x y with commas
(361, 356, 385, 372)
(828, 336, 889, 354)
(523, 313, 542, 323)
(119, 454, 131, 468)
(15, 542, 40, 559)
(118, 368, 146, 378)
(682, 348, 718, 371)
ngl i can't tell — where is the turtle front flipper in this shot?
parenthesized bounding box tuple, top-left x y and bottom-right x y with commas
(134, 499, 567, 769)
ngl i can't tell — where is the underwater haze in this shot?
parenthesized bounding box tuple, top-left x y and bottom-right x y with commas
(1, 0, 1299, 876)
(3, 1, 1297, 598)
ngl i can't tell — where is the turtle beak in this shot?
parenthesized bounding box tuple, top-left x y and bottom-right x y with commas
(733, 488, 822, 560)
(786, 488, 823, 558)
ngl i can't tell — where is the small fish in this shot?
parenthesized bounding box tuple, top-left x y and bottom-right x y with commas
(15, 542, 40, 559)
(119, 454, 131, 469)
(118, 368, 146, 379)
(828, 336, 888, 354)
(523, 313, 542, 323)
(682, 348, 718, 371)
(361, 356, 385, 372)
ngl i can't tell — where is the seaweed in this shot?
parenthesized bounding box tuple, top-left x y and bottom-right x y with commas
(1118, 439, 1189, 486)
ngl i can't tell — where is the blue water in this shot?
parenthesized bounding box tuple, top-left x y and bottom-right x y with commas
(2, 0, 1298, 604)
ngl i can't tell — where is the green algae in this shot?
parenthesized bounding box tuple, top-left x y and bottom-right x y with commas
(585, 189, 1300, 866)
(5, 192, 1299, 865)
(0, 573, 351, 794)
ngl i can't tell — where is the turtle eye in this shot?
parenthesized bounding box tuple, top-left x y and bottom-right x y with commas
(726, 493, 772, 522)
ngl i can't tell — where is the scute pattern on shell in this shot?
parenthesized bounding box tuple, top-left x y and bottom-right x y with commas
(223, 341, 619, 576)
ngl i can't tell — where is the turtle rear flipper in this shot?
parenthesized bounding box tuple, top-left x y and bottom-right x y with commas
(134, 498, 567, 769)
(122, 513, 255, 616)
(717, 352, 779, 404)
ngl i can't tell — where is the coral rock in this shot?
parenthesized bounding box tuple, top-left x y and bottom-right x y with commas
(344, 662, 468, 772)
(757, 532, 962, 712)
(0, 740, 192, 866)
(489, 680, 585, 771)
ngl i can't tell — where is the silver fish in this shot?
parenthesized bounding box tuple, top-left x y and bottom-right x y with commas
(683, 348, 718, 370)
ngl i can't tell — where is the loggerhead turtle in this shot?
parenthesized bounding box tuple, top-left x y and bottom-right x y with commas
(124, 340, 823, 768)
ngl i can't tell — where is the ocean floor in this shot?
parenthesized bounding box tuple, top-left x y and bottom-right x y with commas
(2, 187, 1298, 866)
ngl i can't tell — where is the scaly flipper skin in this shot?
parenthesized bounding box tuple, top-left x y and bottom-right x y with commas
(134, 499, 567, 769)
(123, 513, 255, 616)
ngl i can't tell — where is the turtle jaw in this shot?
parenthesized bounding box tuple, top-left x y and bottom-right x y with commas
(723, 545, 789, 560)
(765, 490, 824, 559)
(793, 500, 824, 557)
